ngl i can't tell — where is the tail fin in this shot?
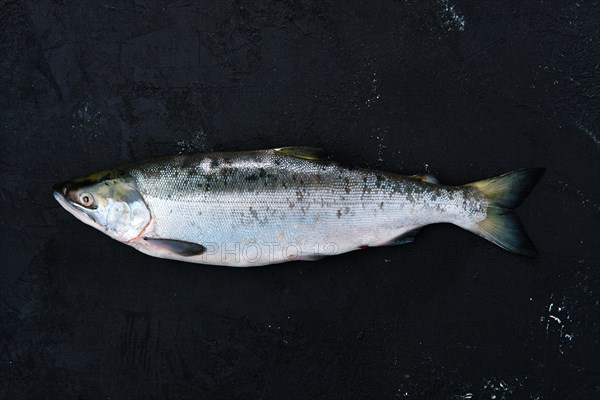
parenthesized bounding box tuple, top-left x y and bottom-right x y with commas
(465, 168, 545, 256)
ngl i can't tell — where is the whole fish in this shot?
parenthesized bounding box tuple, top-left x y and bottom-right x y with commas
(53, 147, 544, 266)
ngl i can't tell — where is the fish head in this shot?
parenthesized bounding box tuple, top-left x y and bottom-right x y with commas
(53, 170, 151, 242)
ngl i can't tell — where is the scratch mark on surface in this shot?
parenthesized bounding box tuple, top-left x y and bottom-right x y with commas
(543, 293, 579, 355)
(548, 315, 562, 324)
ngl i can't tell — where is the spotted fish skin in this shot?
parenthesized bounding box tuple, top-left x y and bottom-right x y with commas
(53, 147, 543, 266)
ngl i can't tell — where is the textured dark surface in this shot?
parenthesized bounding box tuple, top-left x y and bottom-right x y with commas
(1, 0, 599, 399)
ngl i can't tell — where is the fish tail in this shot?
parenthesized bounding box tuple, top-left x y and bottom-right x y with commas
(465, 168, 545, 256)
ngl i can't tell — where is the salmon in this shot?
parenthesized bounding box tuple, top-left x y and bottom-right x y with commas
(53, 147, 544, 266)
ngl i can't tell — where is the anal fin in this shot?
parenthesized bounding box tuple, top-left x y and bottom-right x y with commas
(291, 253, 326, 261)
(383, 227, 422, 246)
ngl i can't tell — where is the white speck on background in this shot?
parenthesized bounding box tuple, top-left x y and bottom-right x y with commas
(371, 127, 387, 162)
(557, 180, 600, 214)
(78, 101, 99, 123)
(544, 293, 577, 354)
(439, 0, 466, 31)
(72, 100, 103, 138)
(575, 189, 600, 213)
(177, 128, 208, 154)
(353, 60, 381, 112)
(480, 377, 524, 400)
(575, 121, 600, 146)
(365, 70, 381, 107)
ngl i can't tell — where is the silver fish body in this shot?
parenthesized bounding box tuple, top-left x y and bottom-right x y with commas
(53, 147, 544, 266)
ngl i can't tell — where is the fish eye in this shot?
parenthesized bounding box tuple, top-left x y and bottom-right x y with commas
(79, 193, 94, 207)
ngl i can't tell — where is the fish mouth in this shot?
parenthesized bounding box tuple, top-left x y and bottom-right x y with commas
(53, 182, 80, 211)
(53, 182, 91, 223)
(53, 190, 63, 204)
(53, 183, 74, 211)
(53, 182, 67, 201)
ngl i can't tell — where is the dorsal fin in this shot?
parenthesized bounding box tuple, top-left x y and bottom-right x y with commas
(273, 147, 330, 161)
(409, 174, 438, 184)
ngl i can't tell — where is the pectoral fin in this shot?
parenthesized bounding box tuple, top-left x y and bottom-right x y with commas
(142, 237, 206, 256)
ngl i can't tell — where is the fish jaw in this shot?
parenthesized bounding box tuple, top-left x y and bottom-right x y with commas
(53, 184, 101, 231)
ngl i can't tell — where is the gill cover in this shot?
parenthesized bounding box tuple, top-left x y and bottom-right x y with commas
(53, 170, 151, 242)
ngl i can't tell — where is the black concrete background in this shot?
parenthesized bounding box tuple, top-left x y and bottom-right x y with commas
(1, 1, 599, 399)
